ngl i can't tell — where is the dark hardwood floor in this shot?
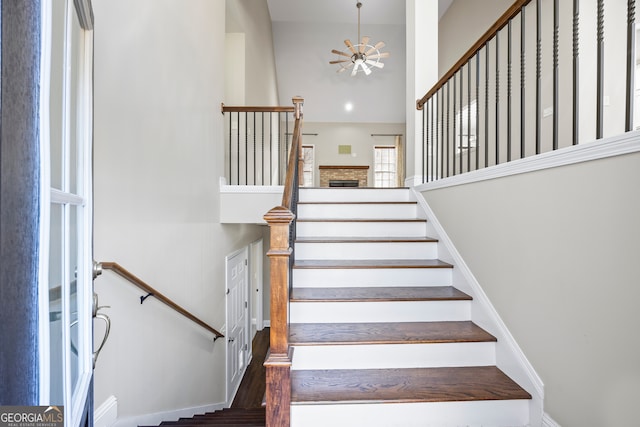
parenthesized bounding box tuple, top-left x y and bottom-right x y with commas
(231, 328, 270, 408)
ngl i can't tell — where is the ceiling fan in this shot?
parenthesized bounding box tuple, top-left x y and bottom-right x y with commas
(330, 1, 390, 77)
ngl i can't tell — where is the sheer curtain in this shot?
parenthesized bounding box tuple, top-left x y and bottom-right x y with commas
(0, 0, 42, 405)
(395, 135, 405, 187)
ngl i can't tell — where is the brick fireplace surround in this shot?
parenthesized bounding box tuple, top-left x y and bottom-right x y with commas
(319, 165, 369, 187)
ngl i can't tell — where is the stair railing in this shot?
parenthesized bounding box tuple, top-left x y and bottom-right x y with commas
(263, 96, 304, 427)
(416, 0, 638, 183)
(221, 103, 297, 186)
(97, 261, 224, 340)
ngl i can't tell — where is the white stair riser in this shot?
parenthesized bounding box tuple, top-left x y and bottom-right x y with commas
(299, 188, 413, 203)
(293, 267, 452, 287)
(297, 203, 419, 219)
(295, 242, 438, 260)
(290, 301, 470, 323)
(291, 400, 530, 427)
(291, 342, 496, 370)
(297, 221, 426, 237)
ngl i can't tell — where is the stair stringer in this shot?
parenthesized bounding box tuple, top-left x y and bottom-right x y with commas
(412, 188, 545, 427)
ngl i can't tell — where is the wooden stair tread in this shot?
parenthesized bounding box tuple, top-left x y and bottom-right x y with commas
(155, 408, 265, 426)
(290, 286, 470, 302)
(298, 201, 417, 205)
(291, 366, 531, 404)
(290, 321, 496, 345)
(296, 236, 437, 243)
(297, 218, 426, 223)
(294, 259, 453, 269)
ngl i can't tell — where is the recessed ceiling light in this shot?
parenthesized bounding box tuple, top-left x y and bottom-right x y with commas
(345, 102, 354, 112)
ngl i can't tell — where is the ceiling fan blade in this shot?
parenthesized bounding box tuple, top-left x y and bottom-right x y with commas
(351, 62, 359, 77)
(366, 60, 384, 69)
(330, 59, 351, 64)
(365, 41, 386, 56)
(360, 62, 372, 76)
(331, 49, 352, 58)
(359, 36, 370, 53)
(366, 52, 390, 60)
(337, 63, 354, 73)
(344, 39, 357, 54)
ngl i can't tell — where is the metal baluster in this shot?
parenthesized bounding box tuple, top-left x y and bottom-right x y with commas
(236, 111, 240, 185)
(536, 0, 542, 154)
(253, 112, 257, 184)
(476, 52, 480, 170)
(453, 72, 457, 176)
(269, 112, 273, 185)
(277, 112, 281, 184)
(436, 90, 440, 180)
(467, 58, 471, 172)
(228, 112, 232, 184)
(521, 6, 527, 158)
(508, 20, 513, 162)
(262, 112, 265, 185)
(423, 104, 427, 183)
(553, 0, 559, 150)
(485, 44, 490, 168)
(431, 95, 435, 180)
(573, 0, 580, 145)
(596, 0, 604, 139)
(459, 68, 464, 174)
(626, 0, 636, 131)
(440, 88, 445, 180)
(446, 81, 451, 177)
(245, 111, 248, 185)
(496, 31, 500, 166)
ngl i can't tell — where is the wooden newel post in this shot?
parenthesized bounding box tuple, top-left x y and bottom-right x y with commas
(264, 206, 295, 427)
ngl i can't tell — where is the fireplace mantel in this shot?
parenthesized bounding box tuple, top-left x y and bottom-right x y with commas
(319, 165, 369, 187)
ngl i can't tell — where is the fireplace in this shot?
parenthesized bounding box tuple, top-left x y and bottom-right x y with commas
(319, 165, 369, 187)
(329, 180, 359, 187)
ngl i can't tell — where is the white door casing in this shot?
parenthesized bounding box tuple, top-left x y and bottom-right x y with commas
(250, 239, 264, 332)
(225, 247, 250, 405)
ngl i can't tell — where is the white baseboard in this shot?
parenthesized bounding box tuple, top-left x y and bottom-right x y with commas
(542, 412, 561, 427)
(263, 320, 270, 327)
(112, 402, 226, 427)
(94, 396, 117, 427)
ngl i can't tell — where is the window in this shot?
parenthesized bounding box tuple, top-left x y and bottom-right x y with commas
(374, 146, 396, 188)
(302, 145, 314, 187)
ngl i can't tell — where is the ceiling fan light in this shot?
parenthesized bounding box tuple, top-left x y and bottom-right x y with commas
(330, 1, 388, 77)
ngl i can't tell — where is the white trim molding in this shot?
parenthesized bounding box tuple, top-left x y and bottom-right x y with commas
(414, 130, 640, 192)
(112, 402, 225, 427)
(543, 412, 561, 427)
(94, 396, 118, 427)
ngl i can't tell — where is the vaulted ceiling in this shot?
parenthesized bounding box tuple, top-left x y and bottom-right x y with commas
(265, 0, 452, 123)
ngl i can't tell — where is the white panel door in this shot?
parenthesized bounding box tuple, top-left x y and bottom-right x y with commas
(225, 247, 249, 404)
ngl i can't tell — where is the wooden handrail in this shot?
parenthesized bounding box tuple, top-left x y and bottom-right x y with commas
(221, 103, 295, 114)
(416, 0, 532, 109)
(100, 262, 224, 340)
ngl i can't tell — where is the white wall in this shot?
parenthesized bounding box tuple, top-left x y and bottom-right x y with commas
(438, 0, 514, 78)
(420, 150, 640, 426)
(92, 0, 277, 421)
(271, 21, 406, 123)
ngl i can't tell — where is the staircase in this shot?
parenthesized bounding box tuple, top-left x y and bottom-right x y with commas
(140, 408, 266, 427)
(288, 187, 532, 427)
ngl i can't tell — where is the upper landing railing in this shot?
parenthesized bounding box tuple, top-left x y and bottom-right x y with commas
(221, 103, 296, 186)
(416, 0, 637, 183)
